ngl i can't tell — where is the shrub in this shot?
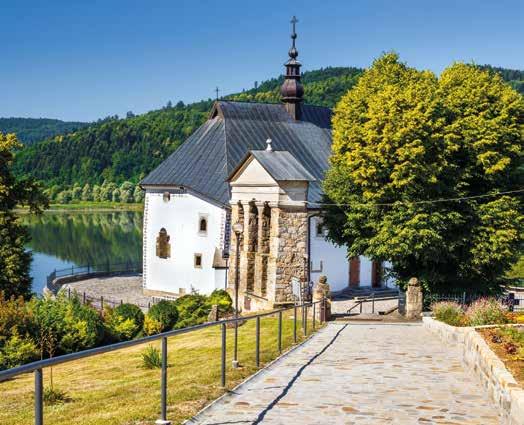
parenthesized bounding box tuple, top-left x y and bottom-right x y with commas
(141, 345, 162, 369)
(143, 315, 163, 336)
(206, 290, 233, 314)
(465, 298, 509, 326)
(0, 331, 39, 370)
(147, 300, 178, 331)
(43, 387, 69, 404)
(104, 304, 144, 341)
(174, 294, 208, 329)
(0, 292, 34, 344)
(431, 301, 465, 326)
(31, 294, 104, 356)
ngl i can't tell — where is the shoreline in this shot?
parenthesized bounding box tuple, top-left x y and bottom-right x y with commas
(15, 202, 144, 214)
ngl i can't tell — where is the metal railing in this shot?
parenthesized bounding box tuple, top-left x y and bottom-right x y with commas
(46, 261, 143, 287)
(0, 298, 326, 425)
(425, 291, 523, 311)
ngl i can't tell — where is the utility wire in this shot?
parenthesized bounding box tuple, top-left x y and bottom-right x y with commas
(307, 188, 524, 208)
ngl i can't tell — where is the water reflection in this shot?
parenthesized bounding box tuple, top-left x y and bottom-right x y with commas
(20, 211, 143, 293)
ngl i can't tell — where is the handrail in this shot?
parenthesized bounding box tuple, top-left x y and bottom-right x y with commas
(0, 298, 326, 425)
(0, 299, 321, 382)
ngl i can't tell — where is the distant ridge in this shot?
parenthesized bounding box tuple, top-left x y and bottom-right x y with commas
(0, 117, 89, 145)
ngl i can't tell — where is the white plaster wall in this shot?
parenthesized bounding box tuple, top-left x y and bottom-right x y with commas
(143, 190, 226, 295)
(309, 216, 349, 292)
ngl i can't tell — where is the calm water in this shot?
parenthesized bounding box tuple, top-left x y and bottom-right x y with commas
(21, 211, 143, 294)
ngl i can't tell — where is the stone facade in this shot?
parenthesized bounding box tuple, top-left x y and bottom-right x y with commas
(228, 201, 308, 311)
(405, 277, 423, 319)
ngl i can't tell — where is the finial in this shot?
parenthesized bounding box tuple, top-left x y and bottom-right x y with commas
(215, 87, 220, 101)
(265, 138, 273, 152)
(289, 16, 299, 59)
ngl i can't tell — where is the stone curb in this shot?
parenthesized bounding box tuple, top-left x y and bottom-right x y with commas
(423, 317, 524, 425)
(183, 325, 326, 424)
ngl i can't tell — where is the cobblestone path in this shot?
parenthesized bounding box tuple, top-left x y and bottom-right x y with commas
(189, 323, 501, 425)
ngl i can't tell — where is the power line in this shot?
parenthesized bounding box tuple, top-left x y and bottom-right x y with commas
(307, 188, 524, 208)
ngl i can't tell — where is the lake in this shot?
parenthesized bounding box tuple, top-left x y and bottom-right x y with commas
(21, 211, 143, 294)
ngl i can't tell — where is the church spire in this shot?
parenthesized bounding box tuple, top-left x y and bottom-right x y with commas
(281, 16, 304, 121)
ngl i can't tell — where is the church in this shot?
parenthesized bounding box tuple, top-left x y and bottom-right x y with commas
(140, 19, 395, 311)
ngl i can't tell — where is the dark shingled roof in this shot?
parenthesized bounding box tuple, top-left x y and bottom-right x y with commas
(141, 101, 332, 205)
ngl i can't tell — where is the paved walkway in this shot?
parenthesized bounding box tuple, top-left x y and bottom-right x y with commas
(189, 323, 501, 425)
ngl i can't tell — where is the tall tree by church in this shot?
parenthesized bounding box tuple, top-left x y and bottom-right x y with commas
(0, 133, 48, 299)
(323, 53, 524, 293)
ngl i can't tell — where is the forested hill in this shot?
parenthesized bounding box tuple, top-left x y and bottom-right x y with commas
(12, 67, 363, 197)
(11, 65, 524, 203)
(0, 117, 88, 145)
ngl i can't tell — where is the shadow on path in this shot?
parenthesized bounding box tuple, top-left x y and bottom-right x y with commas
(252, 323, 349, 425)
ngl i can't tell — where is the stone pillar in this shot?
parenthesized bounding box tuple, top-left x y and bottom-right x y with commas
(253, 202, 267, 296)
(405, 277, 423, 320)
(227, 202, 246, 303)
(313, 275, 331, 321)
(272, 206, 308, 304)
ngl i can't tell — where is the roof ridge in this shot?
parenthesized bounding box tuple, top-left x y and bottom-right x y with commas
(219, 99, 331, 110)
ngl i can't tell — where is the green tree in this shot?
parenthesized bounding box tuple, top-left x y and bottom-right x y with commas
(0, 133, 48, 299)
(81, 183, 92, 201)
(56, 190, 72, 204)
(133, 185, 144, 203)
(323, 53, 523, 293)
(71, 185, 82, 201)
(119, 181, 134, 203)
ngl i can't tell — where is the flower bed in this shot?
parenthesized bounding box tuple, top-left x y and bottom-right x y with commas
(478, 326, 524, 387)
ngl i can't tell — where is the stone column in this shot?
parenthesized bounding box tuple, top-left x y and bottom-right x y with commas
(253, 202, 266, 296)
(405, 277, 423, 320)
(227, 202, 246, 301)
(313, 275, 331, 321)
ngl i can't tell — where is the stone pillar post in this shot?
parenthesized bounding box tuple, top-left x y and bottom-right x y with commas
(313, 275, 331, 321)
(253, 202, 267, 296)
(405, 277, 423, 320)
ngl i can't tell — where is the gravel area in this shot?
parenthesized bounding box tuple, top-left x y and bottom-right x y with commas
(63, 274, 153, 309)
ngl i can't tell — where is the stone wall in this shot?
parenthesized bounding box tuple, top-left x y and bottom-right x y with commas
(423, 317, 524, 424)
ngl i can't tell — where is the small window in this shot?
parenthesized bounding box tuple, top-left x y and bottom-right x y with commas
(156, 228, 171, 259)
(163, 192, 170, 202)
(199, 217, 207, 233)
(194, 253, 203, 268)
(315, 219, 326, 237)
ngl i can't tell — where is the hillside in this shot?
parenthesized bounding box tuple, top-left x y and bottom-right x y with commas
(0, 117, 88, 145)
(11, 64, 524, 203)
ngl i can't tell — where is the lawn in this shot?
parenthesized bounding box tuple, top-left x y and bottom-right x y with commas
(15, 201, 143, 213)
(0, 309, 321, 425)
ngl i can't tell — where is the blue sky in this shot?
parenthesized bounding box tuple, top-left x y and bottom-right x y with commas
(2, 0, 523, 121)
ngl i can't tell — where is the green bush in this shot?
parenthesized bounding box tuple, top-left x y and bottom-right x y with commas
(141, 345, 162, 369)
(0, 331, 39, 370)
(147, 300, 179, 331)
(173, 294, 208, 329)
(105, 303, 144, 341)
(206, 289, 233, 314)
(465, 298, 509, 326)
(31, 294, 104, 356)
(43, 387, 70, 404)
(431, 301, 465, 326)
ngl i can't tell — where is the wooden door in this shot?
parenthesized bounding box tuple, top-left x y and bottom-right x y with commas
(371, 261, 382, 288)
(349, 257, 360, 287)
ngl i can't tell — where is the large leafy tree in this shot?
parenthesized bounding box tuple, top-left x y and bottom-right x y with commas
(0, 133, 48, 299)
(323, 53, 523, 293)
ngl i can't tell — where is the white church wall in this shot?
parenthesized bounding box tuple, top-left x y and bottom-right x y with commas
(143, 190, 226, 295)
(309, 216, 349, 292)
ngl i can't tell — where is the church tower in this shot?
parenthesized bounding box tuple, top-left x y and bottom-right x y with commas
(281, 16, 304, 121)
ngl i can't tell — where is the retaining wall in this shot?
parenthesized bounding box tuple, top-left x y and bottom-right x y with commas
(423, 317, 524, 424)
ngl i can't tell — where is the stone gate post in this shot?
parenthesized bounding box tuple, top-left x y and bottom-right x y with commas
(405, 277, 423, 320)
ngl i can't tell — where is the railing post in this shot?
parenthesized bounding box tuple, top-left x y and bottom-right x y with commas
(100, 296, 104, 312)
(71, 265, 74, 276)
(156, 336, 170, 424)
(278, 311, 282, 354)
(303, 304, 308, 337)
(221, 323, 226, 388)
(462, 291, 467, 307)
(293, 305, 297, 343)
(360, 301, 363, 314)
(83, 292, 86, 305)
(312, 302, 316, 331)
(372, 292, 375, 314)
(35, 368, 43, 425)
(67, 287, 71, 300)
(255, 316, 260, 367)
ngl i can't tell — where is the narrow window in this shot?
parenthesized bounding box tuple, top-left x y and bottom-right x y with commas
(194, 253, 203, 268)
(163, 192, 170, 202)
(315, 219, 325, 237)
(199, 217, 207, 233)
(156, 228, 171, 259)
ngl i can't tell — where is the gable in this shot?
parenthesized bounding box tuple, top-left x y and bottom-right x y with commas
(230, 157, 278, 186)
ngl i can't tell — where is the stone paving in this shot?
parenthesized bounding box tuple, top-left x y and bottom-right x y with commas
(188, 322, 502, 425)
(64, 274, 152, 308)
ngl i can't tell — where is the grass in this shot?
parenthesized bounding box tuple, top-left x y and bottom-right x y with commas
(479, 325, 524, 386)
(0, 309, 321, 425)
